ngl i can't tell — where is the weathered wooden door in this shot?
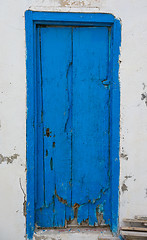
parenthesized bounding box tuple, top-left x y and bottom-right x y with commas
(35, 26, 111, 228)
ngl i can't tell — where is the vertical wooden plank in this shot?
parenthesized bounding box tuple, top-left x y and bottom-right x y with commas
(72, 27, 111, 225)
(39, 27, 72, 227)
(35, 27, 45, 211)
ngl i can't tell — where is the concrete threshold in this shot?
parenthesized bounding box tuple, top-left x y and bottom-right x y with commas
(34, 227, 120, 240)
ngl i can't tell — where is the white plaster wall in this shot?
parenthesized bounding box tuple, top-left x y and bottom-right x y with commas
(0, 0, 147, 239)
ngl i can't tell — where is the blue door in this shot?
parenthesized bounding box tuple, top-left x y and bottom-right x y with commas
(35, 26, 111, 228)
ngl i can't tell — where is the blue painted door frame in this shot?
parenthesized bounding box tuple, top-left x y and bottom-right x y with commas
(25, 11, 121, 239)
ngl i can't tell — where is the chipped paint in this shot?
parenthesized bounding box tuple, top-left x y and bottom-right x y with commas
(121, 176, 132, 193)
(80, 218, 89, 226)
(46, 128, 52, 137)
(120, 152, 128, 161)
(141, 92, 147, 106)
(101, 79, 110, 88)
(145, 189, 147, 198)
(0, 153, 19, 164)
(59, 0, 85, 7)
(121, 183, 128, 193)
(25, 11, 121, 238)
(34, 236, 47, 240)
(55, 188, 68, 205)
(124, 175, 132, 180)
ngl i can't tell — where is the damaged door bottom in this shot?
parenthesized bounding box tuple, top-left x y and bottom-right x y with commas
(65, 204, 106, 228)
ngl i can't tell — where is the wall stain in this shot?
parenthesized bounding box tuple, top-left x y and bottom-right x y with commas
(141, 92, 147, 106)
(141, 83, 147, 106)
(120, 152, 128, 161)
(145, 188, 147, 198)
(121, 175, 132, 193)
(34, 236, 47, 240)
(124, 175, 132, 180)
(143, 83, 146, 90)
(0, 153, 19, 164)
(121, 183, 128, 193)
(60, 0, 85, 7)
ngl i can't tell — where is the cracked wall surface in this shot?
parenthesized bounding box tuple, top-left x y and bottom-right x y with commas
(0, 0, 147, 239)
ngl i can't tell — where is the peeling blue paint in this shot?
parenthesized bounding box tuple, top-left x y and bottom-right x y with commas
(25, 11, 121, 239)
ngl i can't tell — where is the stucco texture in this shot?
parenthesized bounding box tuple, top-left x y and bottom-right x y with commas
(0, 0, 147, 239)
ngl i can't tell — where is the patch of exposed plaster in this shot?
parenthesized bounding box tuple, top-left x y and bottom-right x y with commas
(141, 83, 147, 106)
(141, 92, 147, 106)
(121, 176, 132, 193)
(124, 175, 132, 180)
(143, 83, 146, 90)
(60, 0, 85, 7)
(59, 0, 100, 8)
(34, 236, 48, 240)
(121, 183, 128, 193)
(120, 152, 128, 161)
(0, 153, 19, 164)
(145, 189, 147, 198)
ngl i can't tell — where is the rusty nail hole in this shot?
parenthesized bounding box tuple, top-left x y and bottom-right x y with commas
(46, 128, 52, 137)
(53, 142, 55, 148)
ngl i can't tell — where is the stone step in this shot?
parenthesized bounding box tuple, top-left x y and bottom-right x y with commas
(121, 230, 147, 240)
(33, 228, 120, 240)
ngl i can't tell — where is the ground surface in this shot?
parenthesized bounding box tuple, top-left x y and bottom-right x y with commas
(34, 227, 120, 240)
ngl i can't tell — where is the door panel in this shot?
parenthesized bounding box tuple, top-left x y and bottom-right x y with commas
(35, 26, 111, 227)
(36, 27, 73, 227)
(72, 27, 110, 225)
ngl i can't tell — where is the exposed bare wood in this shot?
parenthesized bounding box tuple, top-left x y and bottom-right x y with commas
(121, 230, 147, 237)
(135, 216, 147, 220)
(123, 218, 147, 223)
(121, 226, 147, 232)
